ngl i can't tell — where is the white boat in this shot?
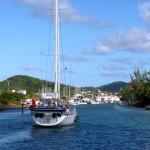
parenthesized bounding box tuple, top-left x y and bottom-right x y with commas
(69, 97, 81, 105)
(29, 0, 78, 127)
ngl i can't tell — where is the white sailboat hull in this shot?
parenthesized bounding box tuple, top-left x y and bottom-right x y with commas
(30, 108, 78, 127)
(60, 114, 77, 126)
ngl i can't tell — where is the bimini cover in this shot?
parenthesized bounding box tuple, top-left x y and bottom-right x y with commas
(40, 93, 57, 100)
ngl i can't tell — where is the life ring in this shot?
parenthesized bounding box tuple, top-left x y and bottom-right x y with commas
(35, 113, 39, 118)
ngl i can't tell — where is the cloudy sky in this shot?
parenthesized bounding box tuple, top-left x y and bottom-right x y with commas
(0, 0, 150, 87)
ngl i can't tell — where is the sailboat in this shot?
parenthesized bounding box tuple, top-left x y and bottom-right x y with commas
(29, 0, 78, 127)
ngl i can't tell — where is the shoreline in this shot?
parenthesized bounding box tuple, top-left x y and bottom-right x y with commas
(1, 103, 149, 111)
(0, 104, 30, 111)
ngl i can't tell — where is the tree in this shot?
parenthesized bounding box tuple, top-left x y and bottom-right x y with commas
(120, 68, 150, 107)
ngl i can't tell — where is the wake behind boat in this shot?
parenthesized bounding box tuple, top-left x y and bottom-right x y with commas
(29, 0, 78, 127)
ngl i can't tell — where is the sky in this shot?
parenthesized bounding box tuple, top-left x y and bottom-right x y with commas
(0, 0, 150, 87)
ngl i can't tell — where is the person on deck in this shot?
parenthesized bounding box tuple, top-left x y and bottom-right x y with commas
(32, 97, 36, 108)
(65, 102, 70, 115)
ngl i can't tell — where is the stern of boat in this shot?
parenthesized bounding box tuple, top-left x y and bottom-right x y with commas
(30, 109, 66, 127)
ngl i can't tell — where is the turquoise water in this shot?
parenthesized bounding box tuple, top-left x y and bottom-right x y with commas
(0, 104, 150, 150)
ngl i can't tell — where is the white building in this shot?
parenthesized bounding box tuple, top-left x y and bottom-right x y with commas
(18, 89, 26, 95)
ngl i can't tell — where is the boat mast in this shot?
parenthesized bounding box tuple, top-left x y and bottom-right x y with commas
(55, 0, 60, 98)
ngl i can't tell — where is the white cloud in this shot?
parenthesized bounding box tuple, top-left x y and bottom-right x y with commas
(138, 2, 150, 26)
(85, 28, 150, 55)
(102, 28, 150, 53)
(99, 73, 129, 78)
(83, 42, 112, 55)
(61, 55, 90, 62)
(20, 65, 39, 71)
(101, 62, 126, 70)
(101, 58, 150, 73)
(6, 0, 111, 28)
(17, 0, 50, 6)
(109, 58, 133, 64)
(82, 2, 150, 55)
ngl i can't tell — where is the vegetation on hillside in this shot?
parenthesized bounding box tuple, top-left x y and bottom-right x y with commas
(119, 69, 150, 107)
(0, 75, 46, 93)
(82, 81, 128, 93)
(0, 92, 25, 108)
(0, 75, 77, 96)
(0, 75, 77, 108)
(97, 81, 128, 93)
(0, 75, 129, 109)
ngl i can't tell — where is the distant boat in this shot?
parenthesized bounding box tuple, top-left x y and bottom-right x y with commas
(29, 0, 78, 127)
(69, 97, 99, 105)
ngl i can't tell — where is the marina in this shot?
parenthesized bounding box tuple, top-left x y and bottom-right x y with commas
(0, 0, 150, 149)
(1, 104, 150, 149)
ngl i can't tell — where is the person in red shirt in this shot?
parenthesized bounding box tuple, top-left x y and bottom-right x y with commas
(32, 97, 36, 108)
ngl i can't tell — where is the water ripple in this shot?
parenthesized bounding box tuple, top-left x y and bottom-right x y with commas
(1, 104, 150, 149)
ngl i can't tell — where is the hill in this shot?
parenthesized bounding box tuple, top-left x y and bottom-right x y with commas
(97, 81, 128, 93)
(0, 75, 54, 94)
(0, 75, 76, 97)
(82, 81, 128, 93)
(0, 75, 128, 94)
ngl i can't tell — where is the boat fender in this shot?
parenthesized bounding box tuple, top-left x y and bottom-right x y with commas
(74, 115, 79, 122)
(35, 113, 39, 118)
(40, 113, 44, 118)
(52, 113, 56, 118)
(57, 113, 61, 117)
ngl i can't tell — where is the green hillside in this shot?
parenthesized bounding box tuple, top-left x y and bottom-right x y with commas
(82, 81, 128, 93)
(0, 75, 54, 94)
(0, 75, 128, 95)
(97, 81, 128, 93)
(0, 75, 76, 97)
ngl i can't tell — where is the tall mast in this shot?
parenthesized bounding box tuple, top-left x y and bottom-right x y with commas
(55, 0, 60, 98)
